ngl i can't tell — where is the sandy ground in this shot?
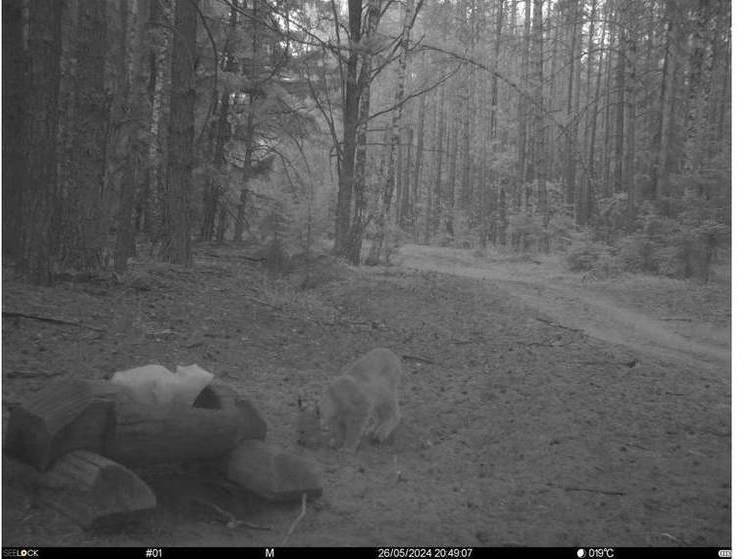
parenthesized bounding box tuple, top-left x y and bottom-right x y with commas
(2, 243, 731, 547)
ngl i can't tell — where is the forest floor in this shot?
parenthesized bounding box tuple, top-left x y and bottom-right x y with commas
(1, 242, 731, 547)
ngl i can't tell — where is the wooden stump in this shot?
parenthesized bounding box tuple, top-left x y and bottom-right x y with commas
(6, 451, 156, 528)
(3, 379, 118, 470)
(225, 439, 322, 503)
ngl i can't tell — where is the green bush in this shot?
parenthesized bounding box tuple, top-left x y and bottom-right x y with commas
(566, 242, 611, 272)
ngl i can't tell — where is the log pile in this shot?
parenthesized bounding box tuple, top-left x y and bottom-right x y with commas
(3, 375, 322, 528)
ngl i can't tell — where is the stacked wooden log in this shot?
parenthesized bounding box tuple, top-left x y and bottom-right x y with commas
(3, 374, 322, 528)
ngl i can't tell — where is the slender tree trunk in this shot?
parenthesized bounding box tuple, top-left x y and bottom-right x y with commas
(460, 99, 472, 214)
(368, 0, 415, 264)
(432, 87, 446, 237)
(162, 0, 196, 265)
(652, 1, 677, 201)
(546, 4, 560, 178)
(531, 0, 546, 230)
(399, 127, 413, 229)
(517, 0, 531, 186)
(601, 11, 615, 199)
(115, 0, 147, 271)
(237, 0, 259, 242)
(613, 4, 626, 195)
(146, 0, 173, 245)
(564, 0, 578, 213)
(334, 0, 362, 256)
(583, 0, 605, 225)
(446, 121, 458, 238)
(412, 93, 427, 240)
(623, 12, 637, 213)
(683, 0, 708, 177)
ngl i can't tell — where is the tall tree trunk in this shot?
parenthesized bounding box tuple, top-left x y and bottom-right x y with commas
(347, 0, 382, 264)
(652, 1, 677, 201)
(445, 122, 458, 239)
(601, 10, 616, 199)
(162, 0, 196, 265)
(517, 0, 531, 186)
(146, 0, 173, 244)
(564, 0, 578, 213)
(2, 0, 27, 261)
(368, 0, 415, 264)
(411, 93, 427, 240)
(115, 0, 147, 272)
(202, 91, 230, 241)
(65, 0, 108, 271)
(334, 0, 362, 256)
(582, 0, 605, 225)
(237, 0, 259, 242)
(684, 0, 710, 182)
(399, 126, 413, 229)
(623, 11, 637, 213)
(613, 5, 626, 195)
(432, 87, 446, 238)
(531, 0, 546, 228)
(21, 0, 63, 283)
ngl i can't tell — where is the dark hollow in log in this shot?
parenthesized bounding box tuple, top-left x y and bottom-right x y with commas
(194, 380, 267, 441)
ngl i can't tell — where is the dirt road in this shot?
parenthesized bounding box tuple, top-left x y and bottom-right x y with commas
(395, 244, 730, 373)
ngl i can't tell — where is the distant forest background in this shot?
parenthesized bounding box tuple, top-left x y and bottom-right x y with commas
(2, 0, 731, 283)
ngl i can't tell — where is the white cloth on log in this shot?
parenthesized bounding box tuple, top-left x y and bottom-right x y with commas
(111, 364, 214, 408)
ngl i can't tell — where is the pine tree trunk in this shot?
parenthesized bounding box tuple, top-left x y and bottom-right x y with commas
(531, 0, 546, 230)
(582, 0, 605, 225)
(162, 0, 196, 265)
(564, 0, 578, 213)
(445, 122, 458, 239)
(64, 0, 108, 271)
(334, 0, 362, 256)
(432, 88, 446, 238)
(517, 0, 531, 186)
(2, 0, 27, 261)
(347, 0, 382, 264)
(146, 0, 173, 245)
(652, 1, 677, 201)
(613, 8, 626, 195)
(684, 0, 706, 176)
(115, 0, 147, 272)
(623, 15, 637, 214)
(601, 13, 615, 199)
(21, 0, 63, 283)
(411, 94, 427, 240)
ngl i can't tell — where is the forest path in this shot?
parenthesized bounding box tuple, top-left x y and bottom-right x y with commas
(395, 244, 731, 373)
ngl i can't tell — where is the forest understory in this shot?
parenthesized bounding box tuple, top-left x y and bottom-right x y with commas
(1, 243, 730, 547)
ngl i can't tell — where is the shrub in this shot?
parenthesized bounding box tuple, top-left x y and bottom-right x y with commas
(566, 242, 611, 272)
